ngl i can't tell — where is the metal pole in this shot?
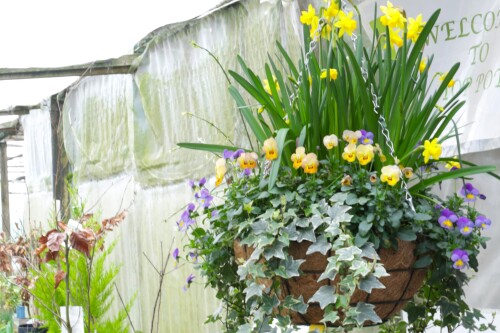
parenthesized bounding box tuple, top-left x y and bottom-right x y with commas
(0, 141, 10, 235)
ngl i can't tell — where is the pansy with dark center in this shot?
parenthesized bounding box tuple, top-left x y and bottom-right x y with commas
(173, 248, 180, 267)
(177, 210, 195, 232)
(460, 183, 481, 202)
(475, 215, 491, 229)
(183, 273, 196, 291)
(223, 149, 244, 160)
(456, 216, 474, 236)
(438, 208, 457, 230)
(451, 248, 469, 270)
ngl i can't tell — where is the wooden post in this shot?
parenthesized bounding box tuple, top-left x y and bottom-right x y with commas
(0, 141, 10, 235)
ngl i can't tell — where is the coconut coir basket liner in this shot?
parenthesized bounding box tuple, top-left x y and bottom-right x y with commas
(234, 239, 427, 326)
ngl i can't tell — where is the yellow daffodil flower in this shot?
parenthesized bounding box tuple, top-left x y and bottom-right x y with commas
(342, 130, 361, 144)
(422, 138, 442, 164)
(323, 134, 339, 149)
(310, 16, 332, 39)
(407, 14, 426, 42)
(356, 144, 374, 166)
(334, 11, 357, 37)
(263, 77, 280, 95)
(389, 28, 403, 48)
(237, 152, 258, 169)
(291, 147, 306, 169)
(380, 165, 401, 186)
(215, 158, 227, 186)
(302, 153, 319, 174)
(380, 1, 406, 29)
(320, 68, 338, 81)
(439, 73, 455, 88)
(342, 143, 357, 163)
(300, 4, 317, 25)
(324, 2, 339, 21)
(263, 137, 278, 161)
(419, 59, 426, 73)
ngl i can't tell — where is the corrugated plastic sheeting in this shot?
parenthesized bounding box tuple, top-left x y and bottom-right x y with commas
(133, 0, 303, 186)
(21, 108, 52, 192)
(75, 176, 220, 333)
(62, 75, 134, 181)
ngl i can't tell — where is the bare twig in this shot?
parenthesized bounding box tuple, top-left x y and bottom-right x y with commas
(114, 282, 137, 333)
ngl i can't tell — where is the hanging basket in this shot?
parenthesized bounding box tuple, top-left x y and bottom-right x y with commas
(234, 239, 427, 326)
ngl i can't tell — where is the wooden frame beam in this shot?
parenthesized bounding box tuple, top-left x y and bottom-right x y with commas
(0, 54, 137, 80)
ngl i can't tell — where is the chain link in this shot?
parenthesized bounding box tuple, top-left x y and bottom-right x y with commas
(292, 1, 415, 211)
(343, 1, 416, 212)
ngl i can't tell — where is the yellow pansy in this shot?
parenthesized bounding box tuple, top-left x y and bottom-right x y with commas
(380, 165, 401, 186)
(334, 11, 357, 37)
(342, 143, 357, 163)
(291, 147, 306, 169)
(356, 144, 374, 166)
(302, 153, 319, 174)
(323, 134, 339, 149)
(262, 137, 278, 161)
(380, 1, 406, 29)
(237, 152, 259, 169)
(445, 158, 461, 170)
(300, 4, 317, 25)
(422, 138, 442, 164)
(407, 14, 426, 42)
(215, 158, 227, 186)
(402, 167, 413, 178)
(320, 68, 338, 81)
(342, 130, 361, 144)
(341, 175, 353, 186)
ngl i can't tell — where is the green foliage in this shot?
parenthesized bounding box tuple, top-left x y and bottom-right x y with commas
(31, 240, 132, 333)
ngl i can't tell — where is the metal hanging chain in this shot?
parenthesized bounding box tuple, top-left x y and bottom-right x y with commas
(342, 1, 416, 212)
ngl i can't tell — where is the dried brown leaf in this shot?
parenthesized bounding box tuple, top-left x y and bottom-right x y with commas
(54, 270, 66, 289)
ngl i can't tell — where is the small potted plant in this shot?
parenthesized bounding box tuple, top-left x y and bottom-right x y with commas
(177, 1, 498, 332)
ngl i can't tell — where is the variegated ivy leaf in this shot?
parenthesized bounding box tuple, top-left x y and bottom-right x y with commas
(244, 281, 264, 302)
(295, 217, 310, 228)
(330, 192, 348, 204)
(256, 235, 275, 247)
(310, 215, 325, 230)
(306, 235, 331, 255)
(360, 243, 380, 260)
(283, 295, 308, 314)
(283, 209, 297, 222)
(355, 302, 382, 325)
(236, 323, 252, 333)
(373, 264, 390, 278)
(327, 204, 352, 223)
(350, 260, 371, 277)
(359, 274, 386, 293)
(258, 208, 275, 220)
(261, 294, 280, 314)
(324, 221, 341, 237)
(321, 308, 340, 325)
(308, 285, 337, 309)
(275, 256, 305, 279)
(283, 224, 299, 241)
(318, 266, 337, 282)
(248, 247, 263, 262)
(263, 241, 286, 260)
(296, 226, 316, 243)
(251, 220, 268, 235)
(336, 246, 362, 262)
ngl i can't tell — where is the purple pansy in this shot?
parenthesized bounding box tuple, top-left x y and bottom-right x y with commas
(173, 248, 180, 267)
(177, 210, 195, 232)
(198, 177, 206, 187)
(189, 251, 199, 263)
(451, 248, 469, 270)
(187, 202, 196, 211)
(456, 216, 474, 236)
(223, 149, 244, 160)
(438, 208, 457, 230)
(183, 273, 195, 291)
(475, 215, 491, 229)
(242, 168, 252, 177)
(195, 188, 214, 208)
(359, 130, 374, 145)
(460, 183, 481, 202)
